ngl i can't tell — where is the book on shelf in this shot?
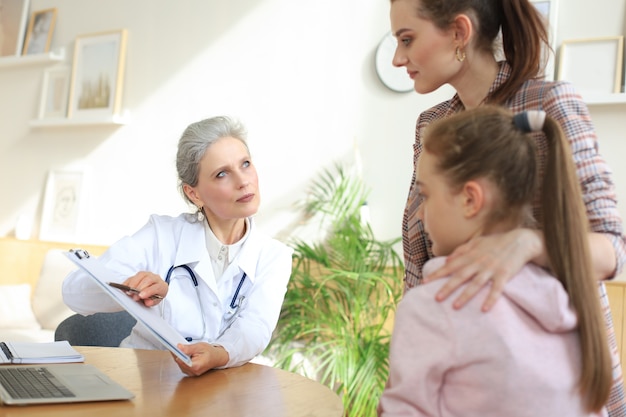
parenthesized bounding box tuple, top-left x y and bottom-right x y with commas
(0, 341, 84, 364)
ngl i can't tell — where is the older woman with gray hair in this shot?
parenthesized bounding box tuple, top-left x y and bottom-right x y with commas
(63, 116, 293, 376)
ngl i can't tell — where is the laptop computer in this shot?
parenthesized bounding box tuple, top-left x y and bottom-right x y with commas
(0, 364, 134, 405)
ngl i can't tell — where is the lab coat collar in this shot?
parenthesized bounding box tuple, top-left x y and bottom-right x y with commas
(170, 218, 217, 294)
(235, 218, 264, 284)
(172, 216, 264, 285)
(173, 218, 209, 267)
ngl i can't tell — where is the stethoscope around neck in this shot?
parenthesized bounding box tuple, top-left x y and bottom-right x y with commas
(164, 264, 247, 342)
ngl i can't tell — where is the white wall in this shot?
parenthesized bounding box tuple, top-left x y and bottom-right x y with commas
(563, 0, 626, 278)
(1, 0, 413, 246)
(1, 1, 625, 275)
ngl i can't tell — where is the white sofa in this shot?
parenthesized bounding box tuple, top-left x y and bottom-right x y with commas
(0, 249, 80, 342)
(0, 238, 108, 343)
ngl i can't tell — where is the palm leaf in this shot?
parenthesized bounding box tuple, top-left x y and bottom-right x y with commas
(267, 163, 404, 417)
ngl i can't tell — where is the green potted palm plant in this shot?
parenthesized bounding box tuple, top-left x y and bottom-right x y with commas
(266, 164, 404, 417)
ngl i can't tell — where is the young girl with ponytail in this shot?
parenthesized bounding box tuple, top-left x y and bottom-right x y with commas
(378, 106, 611, 416)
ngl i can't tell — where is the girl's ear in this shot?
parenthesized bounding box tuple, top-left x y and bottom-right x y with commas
(182, 184, 201, 207)
(461, 180, 484, 218)
(452, 14, 473, 46)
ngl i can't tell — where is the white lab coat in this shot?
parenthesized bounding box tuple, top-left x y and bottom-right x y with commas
(62, 213, 293, 368)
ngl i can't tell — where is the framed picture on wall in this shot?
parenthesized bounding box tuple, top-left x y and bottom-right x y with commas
(67, 29, 128, 120)
(530, 0, 559, 80)
(39, 170, 85, 242)
(22, 8, 57, 55)
(38, 66, 70, 119)
(557, 36, 624, 95)
(0, 0, 31, 57)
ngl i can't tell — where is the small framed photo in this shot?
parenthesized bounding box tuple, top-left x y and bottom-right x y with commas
(38, 66, 70, 119)
(68, 29, 128, 120)
(530, 0, 559, 80)
(40, 170, 85, 242)
(0, 0, 31, 57)
(22, 8, 57, 55)
(557, 36, 624, 94)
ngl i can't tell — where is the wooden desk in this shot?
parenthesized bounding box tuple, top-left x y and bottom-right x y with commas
(0, 347, 344, 417)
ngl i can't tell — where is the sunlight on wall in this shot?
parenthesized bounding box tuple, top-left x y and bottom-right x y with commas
(2, 0, 626, 254)
(0, 0, 377, 245)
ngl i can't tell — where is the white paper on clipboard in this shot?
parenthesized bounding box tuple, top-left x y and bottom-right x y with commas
(63, 249, 192, 366)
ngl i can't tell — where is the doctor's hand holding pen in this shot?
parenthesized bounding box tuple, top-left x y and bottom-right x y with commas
(108, 273, 168, 307)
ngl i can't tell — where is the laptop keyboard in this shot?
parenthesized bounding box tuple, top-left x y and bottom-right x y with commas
(0, 367, 75, 399)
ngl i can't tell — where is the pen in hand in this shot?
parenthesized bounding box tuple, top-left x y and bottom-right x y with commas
(107, 282, 164, 300)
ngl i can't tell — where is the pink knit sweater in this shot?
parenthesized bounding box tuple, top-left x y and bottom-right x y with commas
(378, 257, 607, 417)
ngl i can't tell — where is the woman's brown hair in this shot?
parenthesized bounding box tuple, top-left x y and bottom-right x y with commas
(394, 0, 550, 104)
(422, 106, 612, 412)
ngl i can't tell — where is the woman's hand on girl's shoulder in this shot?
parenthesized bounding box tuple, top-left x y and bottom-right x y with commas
(424, 228, 543, 311)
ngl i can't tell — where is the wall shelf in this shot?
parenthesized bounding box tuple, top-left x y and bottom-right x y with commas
(583, 92, 626, 106)
(29, 113, 130, 128)
(0, 49, 65, 69)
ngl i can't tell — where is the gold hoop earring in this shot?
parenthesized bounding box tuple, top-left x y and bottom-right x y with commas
(455, 46, 466, 62)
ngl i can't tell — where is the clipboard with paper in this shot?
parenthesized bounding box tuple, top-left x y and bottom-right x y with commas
(64, 249, 192, 366)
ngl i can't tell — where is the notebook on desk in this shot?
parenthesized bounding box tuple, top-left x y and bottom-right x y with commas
(0, 341, 84, 364)
(0, 364, 134, 405)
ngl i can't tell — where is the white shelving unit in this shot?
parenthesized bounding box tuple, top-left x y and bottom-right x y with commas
(0, 49, 65, 68)
(29, 112, 131, 128)
(583, 92, 626, 106)
(0, 48, 130, 128)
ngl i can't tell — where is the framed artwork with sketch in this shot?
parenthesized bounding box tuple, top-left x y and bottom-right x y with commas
(67, 29, 128, 121)
(22, 8, 57, 55)
(39, 170, 84, 242)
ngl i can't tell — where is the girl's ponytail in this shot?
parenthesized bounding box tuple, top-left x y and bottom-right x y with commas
(531, 112, 612, 412)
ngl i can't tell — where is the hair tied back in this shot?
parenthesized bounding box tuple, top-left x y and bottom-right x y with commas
(513, 110, 546, 132)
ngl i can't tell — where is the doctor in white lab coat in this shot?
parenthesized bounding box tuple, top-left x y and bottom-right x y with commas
(62, 116, 293, 376)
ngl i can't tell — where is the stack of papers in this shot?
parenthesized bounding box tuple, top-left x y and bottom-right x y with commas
(0, 341, 84, 364)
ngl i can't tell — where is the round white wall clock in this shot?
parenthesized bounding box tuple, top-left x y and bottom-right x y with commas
(375, 32, 414, 93)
